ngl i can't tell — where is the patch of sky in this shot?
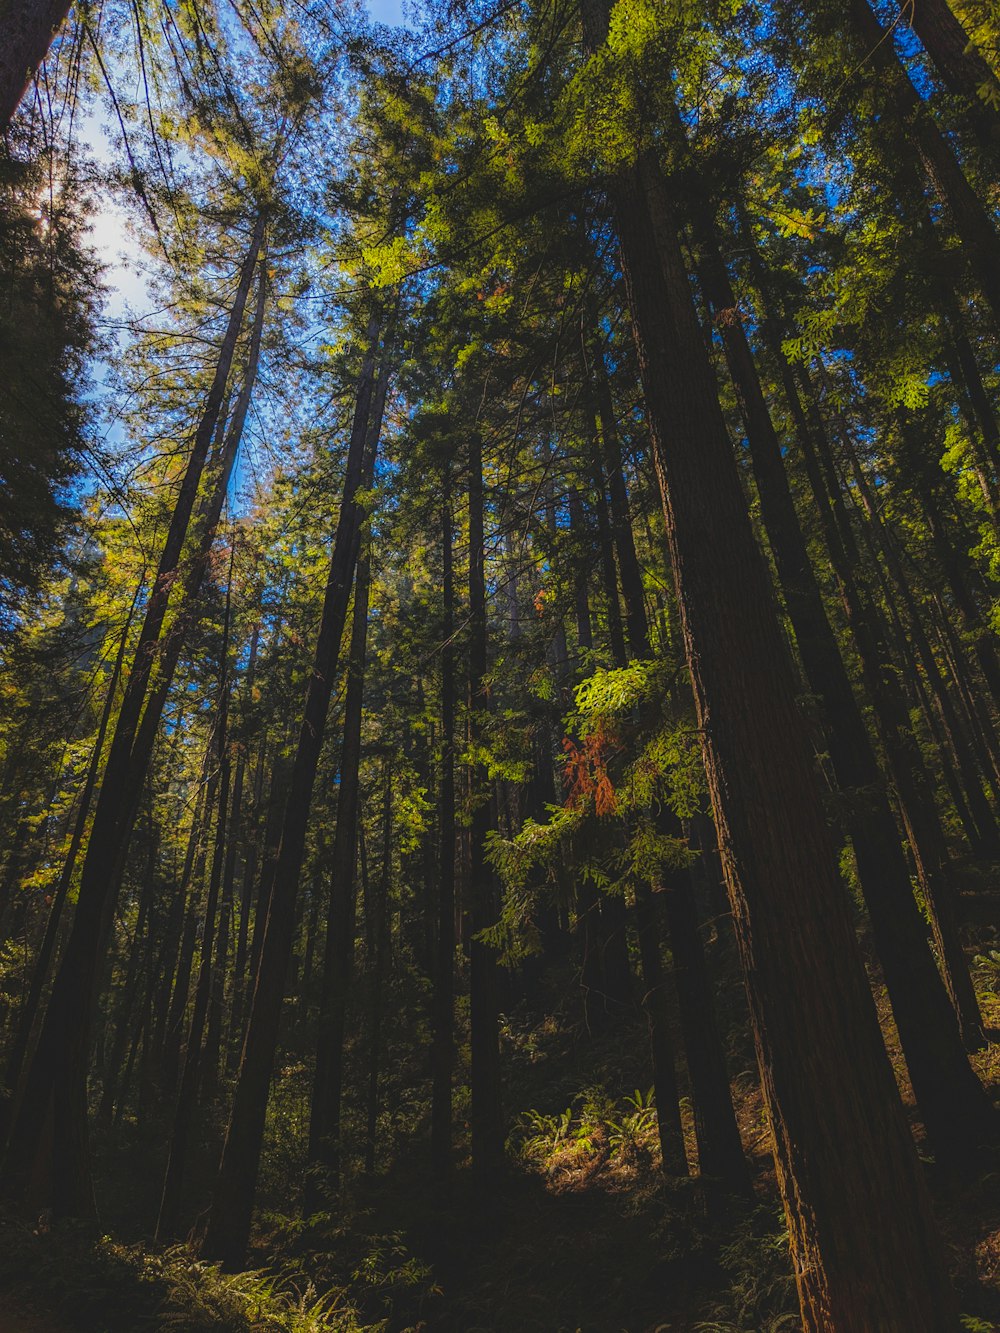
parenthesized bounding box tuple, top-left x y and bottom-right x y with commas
(366, 0, 407, 26)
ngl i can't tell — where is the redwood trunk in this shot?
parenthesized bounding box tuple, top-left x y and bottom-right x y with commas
(591, 72, 957, 1318)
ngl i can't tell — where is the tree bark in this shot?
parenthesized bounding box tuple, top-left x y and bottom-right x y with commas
(905, 0, 1000, 125)
(200, 311, 387, 1269)
(0, 0, 74, 131)
(694, 194, 994, 1100)
(575, 1, 957, 1297)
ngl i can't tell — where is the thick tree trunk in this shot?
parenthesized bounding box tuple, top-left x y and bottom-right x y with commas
(906, 0, 1000, 122)
(576, 0, 957, 1296)
(0, 0, 74, 131)
(693, 198, 993, 1104)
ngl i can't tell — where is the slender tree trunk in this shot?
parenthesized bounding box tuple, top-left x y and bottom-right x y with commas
(96, 879, 155, 1125)
(364, 758, 392, 1177)
(0, 218, 266, 1216)
(431, 464, 457, 1177)
(801, 383, 990, 1054)
(202, 553, 242, 1104)
(159, 772, 213, 1101)
(305, 535, 372, 1206)
(468, 426, 504, 1179)
(734, 212, 992, 1055)
(2, 584, 139, 1111)
(579, 420, 633, 1016)
(589, 303, 747, 1189)
(157, 676, 231, 1241)
(568, 490, 594, 656)
(227, 736, 264, 1070)
(632, 882, 687, 1176)
(660, 854, 752, 1196)
(201, 312, 388, 1269)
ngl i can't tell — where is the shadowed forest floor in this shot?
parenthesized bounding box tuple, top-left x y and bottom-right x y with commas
(1, 938, 999, 1333)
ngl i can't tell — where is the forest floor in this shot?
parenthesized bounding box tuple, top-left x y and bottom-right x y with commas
(0, 938, 999, 1332)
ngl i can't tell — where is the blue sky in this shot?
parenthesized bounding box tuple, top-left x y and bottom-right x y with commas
(367, 0, 406, 24)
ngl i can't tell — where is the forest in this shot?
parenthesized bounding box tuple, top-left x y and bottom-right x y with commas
(1, 0, 1000, 1327)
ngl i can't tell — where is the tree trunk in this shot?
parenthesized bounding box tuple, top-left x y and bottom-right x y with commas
(588, 299, 748, 1190)
(157, 677, 231, 1241)
(468, 425, 504, 1180)
(431, 463, 457, 1177)
(906, 0, 1000, 122)
(632, 882, 688, 1176)
(846, 0, 1000, 329)
(364, 758, 392, 1177)
(0, 0, 75, 131)
(200, 311, 387, 1269)
(159, 772, 213, 1102)
(659, 855, 752, 1197)
(305, 533, 372, 1206)
(0, 215, 266, 1217)
(801, 381, 990, 1055)
(202, 557, 243, 1106)
(227, 735, 265, 1071)
(577, 0, 957, 1300)
(693, 194, 994, 1107)
(2, 582, 138, 1114)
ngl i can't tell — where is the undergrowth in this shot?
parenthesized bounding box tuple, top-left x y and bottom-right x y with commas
(0, 1213, 393, 1331)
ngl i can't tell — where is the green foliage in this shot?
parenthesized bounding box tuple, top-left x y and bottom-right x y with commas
(509, 1085, 661, 1171)
(0, 1215, 372, 1331)
(486, 804, 583, 890)
(0, 150, 100, 628)
(622, 816, 691, 882)
(572, 659, 656, 727)
(349, 1232, 437, 1311)
(972, 947, 1000, 996)
(691, 1209, 798, 1332)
